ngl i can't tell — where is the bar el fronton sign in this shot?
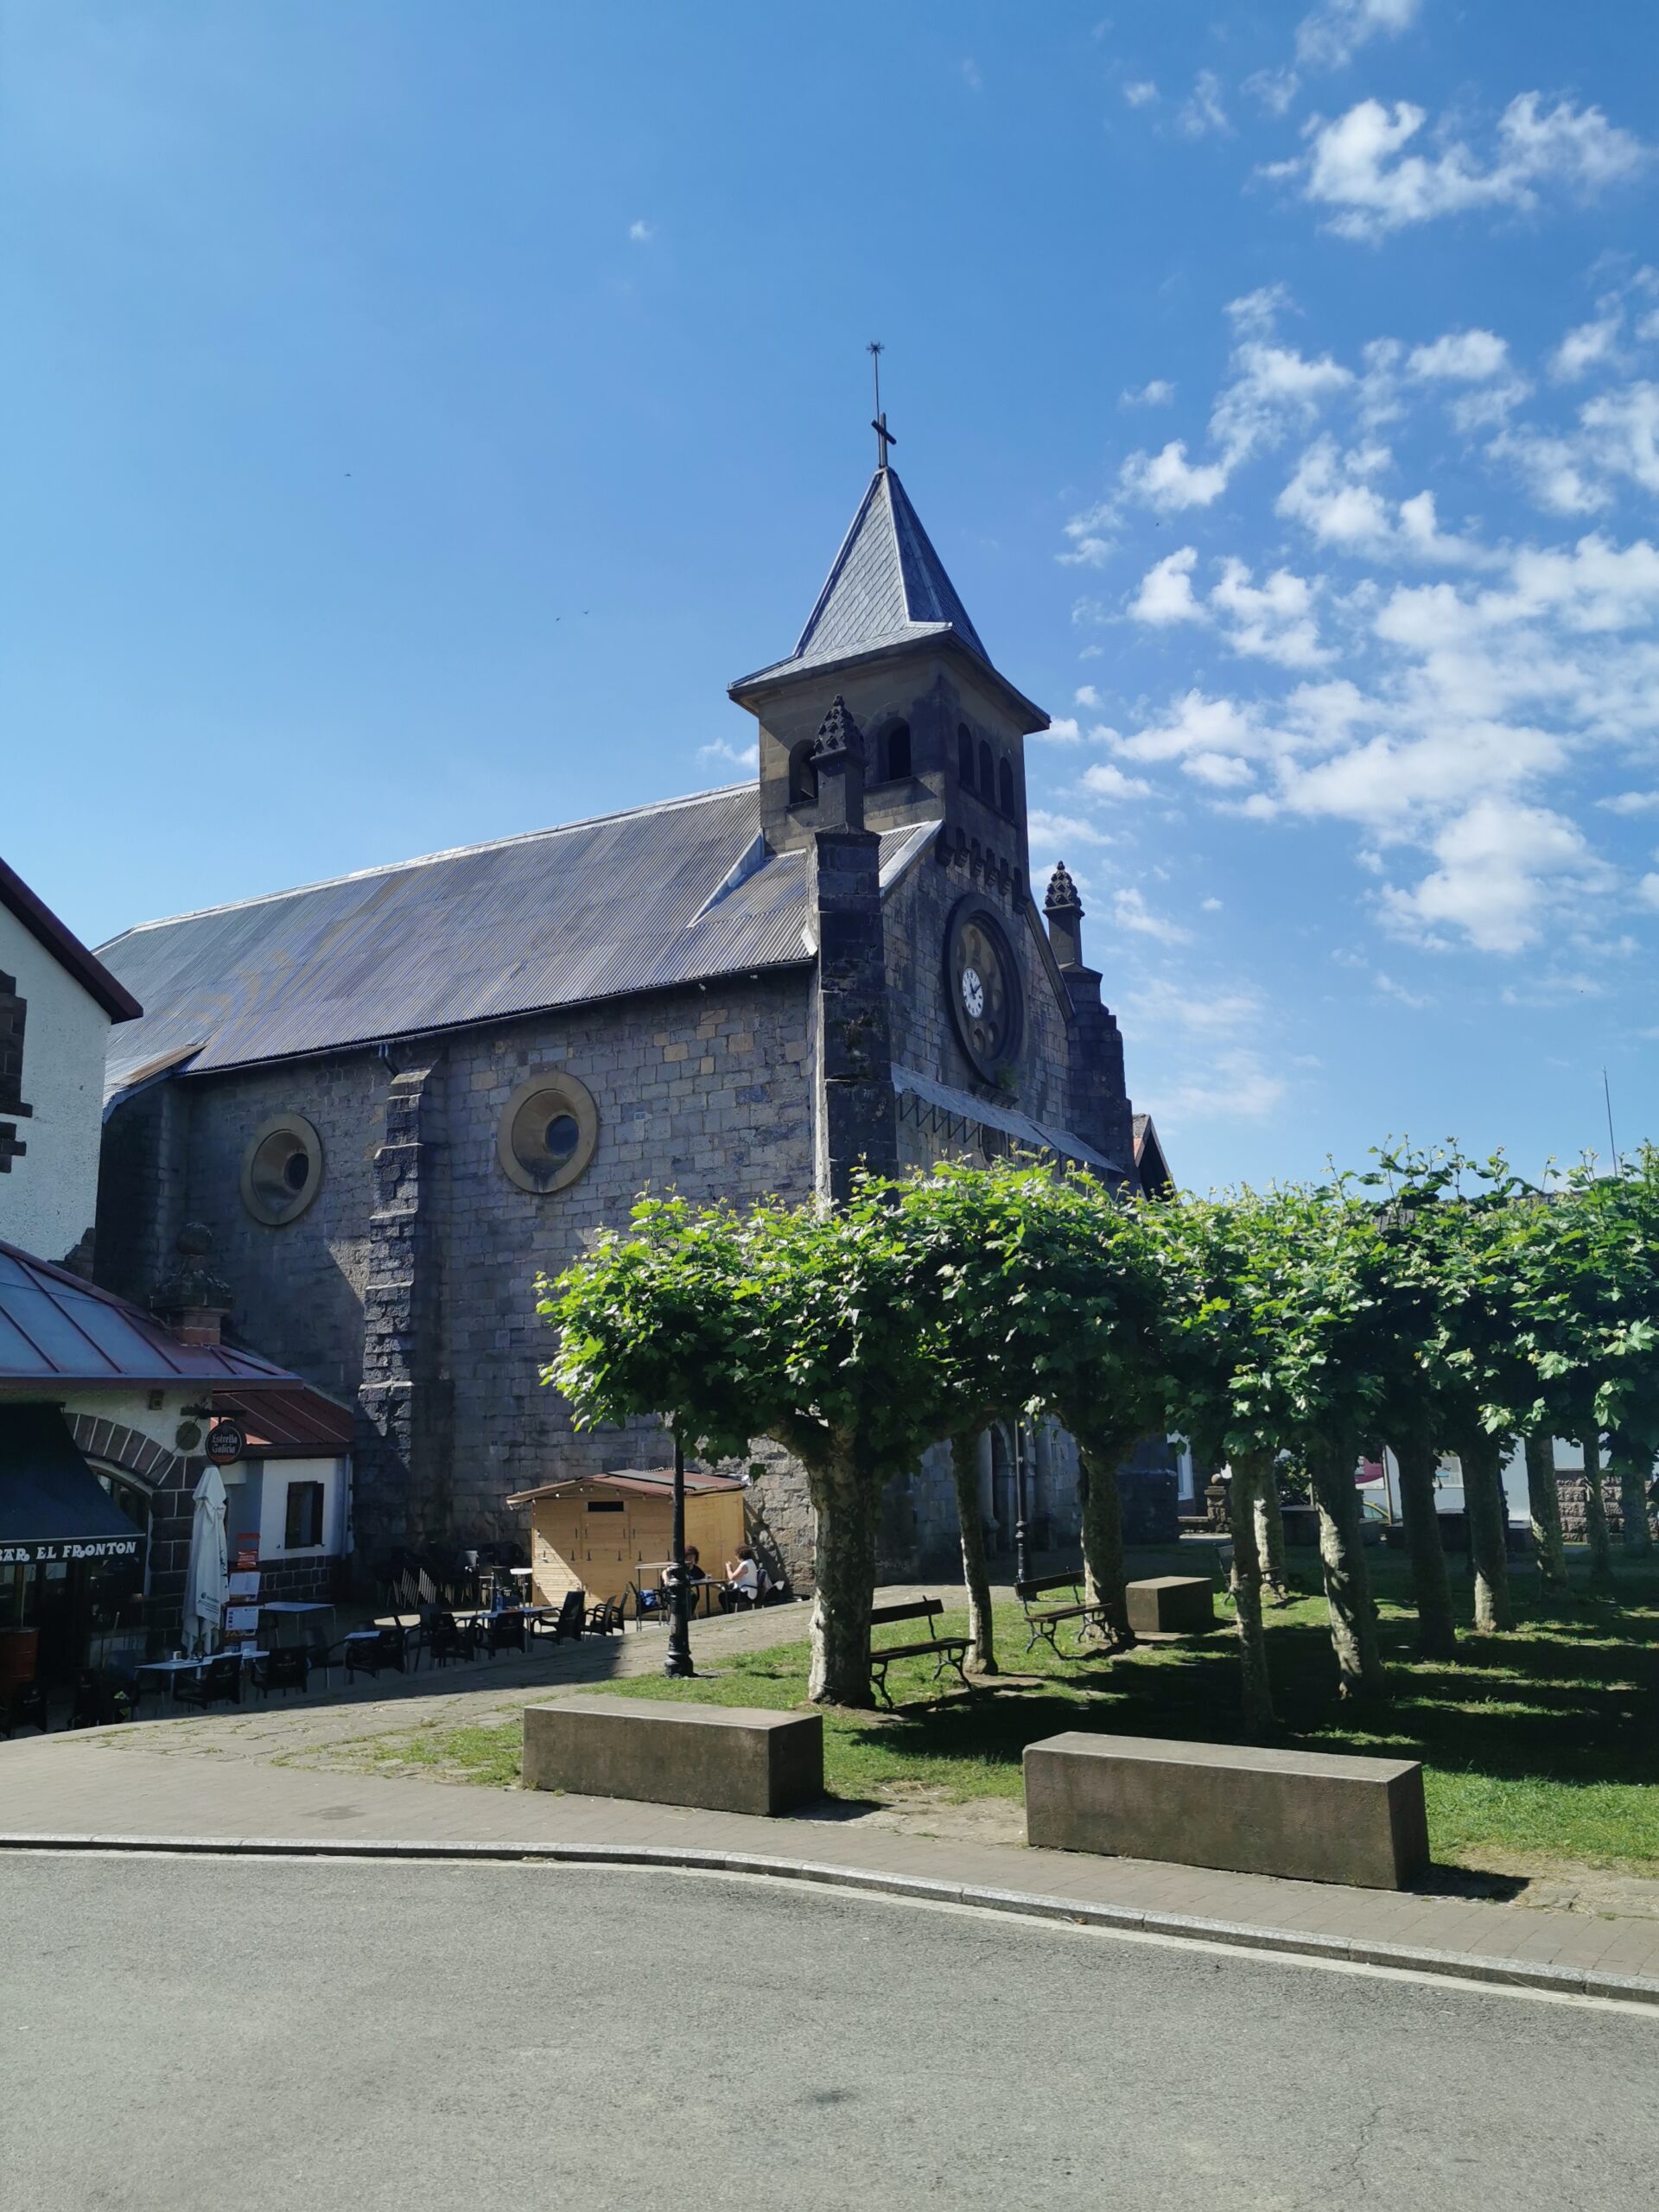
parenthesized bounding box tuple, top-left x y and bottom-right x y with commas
(0, 1534, 143, 1567)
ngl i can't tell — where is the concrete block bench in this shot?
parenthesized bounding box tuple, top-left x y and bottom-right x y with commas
(1125, 1575, 1216, 1638)
(523, 1695, 823, 1817)
(1024, 1732, 1429, 1890)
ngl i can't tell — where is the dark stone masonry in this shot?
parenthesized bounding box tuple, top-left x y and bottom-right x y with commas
(92, 462, 1163, 1593)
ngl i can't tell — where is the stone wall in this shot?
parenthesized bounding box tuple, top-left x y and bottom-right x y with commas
(99, 972, 824, 1589)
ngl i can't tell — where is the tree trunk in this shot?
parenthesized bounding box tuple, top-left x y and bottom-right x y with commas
(1392, 1433, 1458, 1659)
(806, 1448, 878, 1707)
(1077, 1438, 1133, 1644)
(1523, 1433, 1570, 1590)
(1254, 1473, 1289, 1601)
(950, 1431, 999, 1674)
(1611, 1433, 1655, 1558)
(1308, 1438, 1388, 1697)
(1580, 1431, 1616, 1597)
(1458, 1432, 1514, 1632)
(1226, 1451, 1276, 1736)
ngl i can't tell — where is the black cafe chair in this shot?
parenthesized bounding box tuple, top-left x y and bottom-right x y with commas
(252, 1646, 311, 1698)
(174, 1655, 243, 1710)
(3, 1681, 49, 1737)
(486, 1609, 526, 1656)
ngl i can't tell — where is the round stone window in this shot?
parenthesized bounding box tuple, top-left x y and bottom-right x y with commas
(498, 1071, 599, 1195)
(239, 1114, 324, 1226)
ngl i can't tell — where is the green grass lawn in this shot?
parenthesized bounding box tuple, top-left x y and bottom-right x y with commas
(394, 1547, 1659, 1878)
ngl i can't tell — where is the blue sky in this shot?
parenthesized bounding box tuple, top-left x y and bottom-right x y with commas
(3, 1, 1655, 1189)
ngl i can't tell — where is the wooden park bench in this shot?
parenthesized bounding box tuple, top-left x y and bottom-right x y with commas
(1015, 1572, 1115, 1661)
(868, 1598, 971, 1710)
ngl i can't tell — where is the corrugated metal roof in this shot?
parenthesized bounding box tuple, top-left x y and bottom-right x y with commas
(0, 1240, 314, 1391)
(892, 1065, 1123, 1178)
(731, 467, 993, 693)
(96, 785, 937, 1090)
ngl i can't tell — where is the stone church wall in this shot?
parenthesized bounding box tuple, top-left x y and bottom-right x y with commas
(883, 849, 1076, 1142)
(102, 969, 826, 1589)
(431, 969, 817, 1552)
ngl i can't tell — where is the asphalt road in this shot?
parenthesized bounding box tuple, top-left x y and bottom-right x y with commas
(2, 1855, 1655, 2211)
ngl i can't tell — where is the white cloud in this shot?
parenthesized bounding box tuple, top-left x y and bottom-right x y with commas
(1277, 436, 1395, 548)
(1211, 340, 1354, 467)
(696, 736, 757, 770)
(1488, 426, 1611, 516)
(1058, 502, 1117, 566)
(1027, 808, 1116, 849)
(1074, 684, 1102, 708)
(1116, 691, 1267, 793)
(1080, 761, 1153, 802)
(1128, 981, 1264, 1034)
(1582, 382, 1659, 494)
(1243, 67, 1300, 118)
(1551, 309, 1623, 382)
(627, 219, 654, 243)
(1277, 438, 1488, 562)
(1200, 895, 1224, 912)
(1601, 791, 1659, 815)
(1296, 0, 1420, 72)
(960, 58, 982, 92)
(1210, 556, 1332, 666)
(1639, 874, 1659, 909)
(1162, 1048, 1288, 1123)
(1040, 716, 1083, 745)
(1378, 798, 1611, 954)
(1129, 546, 1205, 625)
(1119, 440, 1230, 512)
(1375, 970, 1433, 1007)
(1122, 79, 1158, 108)
(1178, 71, 1230, 140)
(1113, 887, 1194, 943)
(1121, 378, 1175, 406)
(1407, 329, 1510, 381)
(1283, 93, 1648, 243)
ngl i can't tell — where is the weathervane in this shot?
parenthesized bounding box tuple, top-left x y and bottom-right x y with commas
(868, 340, 896, 470)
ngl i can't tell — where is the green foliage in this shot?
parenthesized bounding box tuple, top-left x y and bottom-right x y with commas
(891, 1160, 1166, 1450)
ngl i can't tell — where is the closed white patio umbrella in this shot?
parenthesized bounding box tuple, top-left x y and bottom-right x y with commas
(183, 1464, 229, 1654)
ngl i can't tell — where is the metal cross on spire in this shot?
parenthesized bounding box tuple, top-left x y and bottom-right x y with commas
(868, 340, 897, 470)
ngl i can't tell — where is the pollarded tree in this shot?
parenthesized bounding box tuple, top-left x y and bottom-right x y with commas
(1536, 1148, 1659, 1572)
(1369, 1149, 1535, 1634)
(1147, 1191, 1283, 1733)
(543, 1179, 962, 1707)
(899, 1160, 1167, 1660)
(1216, 1179, 1391, 1700)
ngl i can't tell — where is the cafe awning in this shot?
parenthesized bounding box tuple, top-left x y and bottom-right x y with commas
(0, 1404, 147, 1567)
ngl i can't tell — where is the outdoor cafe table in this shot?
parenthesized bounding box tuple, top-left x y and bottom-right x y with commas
(636, 1567, 732, 1620)
(260, 1599, 336, 1634)
(136, 1649, 267, 1706)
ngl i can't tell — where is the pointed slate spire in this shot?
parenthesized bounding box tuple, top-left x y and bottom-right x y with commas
(728, 463, 1049, 737)
(792, 467, 988, 667)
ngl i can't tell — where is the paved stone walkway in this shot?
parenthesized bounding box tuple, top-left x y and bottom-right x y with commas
(4, 1590, 1659, 2005)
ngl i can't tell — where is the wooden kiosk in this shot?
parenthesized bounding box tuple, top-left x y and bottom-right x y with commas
(506, 1469, 748, 1611)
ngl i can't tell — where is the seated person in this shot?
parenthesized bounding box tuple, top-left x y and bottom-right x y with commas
(725, 1546, 764, 1606)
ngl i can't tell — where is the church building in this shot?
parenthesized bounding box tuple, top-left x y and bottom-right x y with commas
(92, 457, 1159, 1590)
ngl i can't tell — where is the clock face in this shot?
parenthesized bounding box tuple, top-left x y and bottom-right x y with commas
(944, 899, 1022, 1079)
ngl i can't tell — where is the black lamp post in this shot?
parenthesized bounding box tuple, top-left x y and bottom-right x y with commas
(664, 1426, 695, 1679)
(1012, 1420, 1032, 1590)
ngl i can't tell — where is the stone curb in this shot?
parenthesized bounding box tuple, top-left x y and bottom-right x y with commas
(3, 1830, 1655, 2007)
